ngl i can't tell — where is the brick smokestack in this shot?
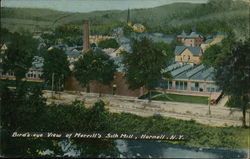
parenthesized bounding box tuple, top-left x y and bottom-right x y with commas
(83, 20, 90, 52)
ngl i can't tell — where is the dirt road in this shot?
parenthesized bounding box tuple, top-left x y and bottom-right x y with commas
(43, 90, 249, 127)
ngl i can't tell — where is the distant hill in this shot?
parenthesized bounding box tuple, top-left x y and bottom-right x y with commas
(1, 0, 249, 38)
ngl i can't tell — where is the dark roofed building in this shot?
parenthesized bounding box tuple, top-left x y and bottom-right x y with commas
(177, 30, 204, 47)
(159, 62, 220, 94)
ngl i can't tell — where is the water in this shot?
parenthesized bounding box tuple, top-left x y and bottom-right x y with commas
(115, 140, 248, 158)
(44, 139, 248, 158)
(1, 0, 208, 13)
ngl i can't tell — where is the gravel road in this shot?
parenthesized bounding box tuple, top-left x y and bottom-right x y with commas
(43, 90, 249, 127)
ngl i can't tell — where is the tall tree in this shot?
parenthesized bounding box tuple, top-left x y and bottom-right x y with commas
(1, 32, 38, 85)
(202, 36, 236, 67)
(74, 49, 117, 96)
(121, 37, 173, 102)
(202, 44, 223, 67)
(42, 48, 70, 91)
(98, 39, 119, 49)
(215, 39, 250, 127)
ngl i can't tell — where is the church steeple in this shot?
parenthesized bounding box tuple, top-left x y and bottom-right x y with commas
(127, 8, 131, 26)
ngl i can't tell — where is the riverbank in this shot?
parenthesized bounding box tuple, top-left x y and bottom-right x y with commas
(106, 112, 249, 149)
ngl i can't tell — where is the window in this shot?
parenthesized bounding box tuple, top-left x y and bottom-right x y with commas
(195, 82, 199, 87)
(191, 82, 199, 91)
(169, 81, 172, 89)
(184, 82, 187, 90)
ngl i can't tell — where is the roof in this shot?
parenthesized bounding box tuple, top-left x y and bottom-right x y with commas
(133, 23, 144, 27)
(177, 31, 203, 39)
(190, 67, 215, 81)
(165, 63, 215, 82)
(65, 46, 82, 58)
(171, 64, 193, 77)
(137, 33, 175, 44)
(174, 46, 202, 56)
(204, 39, 213, 44)
(110, 56, 125, 72)
(175, 64, 205, 80)
(116, 35, 132, 52)
(31, 56, 44, 69)
(102, 48, 116, 54)
(1, 44, 8, 50)
(188, 31, 201, 38)
(164, 62, 183, 72)
(177, 30, 187, 38)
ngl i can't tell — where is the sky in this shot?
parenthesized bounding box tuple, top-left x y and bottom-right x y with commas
(1, 0, 209, 13)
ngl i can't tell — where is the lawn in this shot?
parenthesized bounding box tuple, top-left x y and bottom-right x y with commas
(139, 92, 209, 104)
(153, 93, 209, 104)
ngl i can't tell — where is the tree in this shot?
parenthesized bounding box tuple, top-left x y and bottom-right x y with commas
(98, 39, 119, 49)
(202, 44, 223, 67)
(121, 37, 172, 102)
(123, 24, 133, 36)
(42, 48, 70, 91)
(215, 39, 250, 127)
(1, 32, 38, 85)
(202, 36, 236, 67)
(74, 49, 117, 96)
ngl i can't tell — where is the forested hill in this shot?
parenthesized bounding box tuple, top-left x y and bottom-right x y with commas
(1, 0, 249, 38)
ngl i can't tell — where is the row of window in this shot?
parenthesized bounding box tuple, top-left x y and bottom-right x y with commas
(0, 72, 14, 76)
(0, 71, 42, 79)
(160, 80, 220, 92)
(26, 73, 42, 78)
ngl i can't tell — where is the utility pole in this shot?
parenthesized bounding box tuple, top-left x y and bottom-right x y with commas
(208, 91, 212, 115)
(59, 77, 60, 91)
(51, 72, 54, 97)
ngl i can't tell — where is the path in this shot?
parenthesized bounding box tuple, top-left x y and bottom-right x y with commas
(43, 90, 249, 127)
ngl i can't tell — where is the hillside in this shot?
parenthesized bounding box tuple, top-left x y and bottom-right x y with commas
(1, 0, 249, 38)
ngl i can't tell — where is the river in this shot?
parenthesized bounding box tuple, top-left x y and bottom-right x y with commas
(1, 0, 208, 13)
(45, 139, 248, 158)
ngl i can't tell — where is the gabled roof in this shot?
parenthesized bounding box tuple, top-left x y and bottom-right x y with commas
(174, 46, 202, 56)
(177, 31, 203, 39)
(177, 30, 187, 38)
(188, 31, 201, 38)
(1, 44, 8, 50)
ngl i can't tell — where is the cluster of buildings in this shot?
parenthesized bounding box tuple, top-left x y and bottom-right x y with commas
(0, 14, 225, 102)
(63, 20, 224, 103)
(158, 30, 224, 101)
(0, 44, 44, 82)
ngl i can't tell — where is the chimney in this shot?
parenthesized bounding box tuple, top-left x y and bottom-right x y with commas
(83, 20, 90, 52)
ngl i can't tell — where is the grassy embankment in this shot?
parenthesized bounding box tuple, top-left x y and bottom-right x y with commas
(106, 112, 249, 149)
